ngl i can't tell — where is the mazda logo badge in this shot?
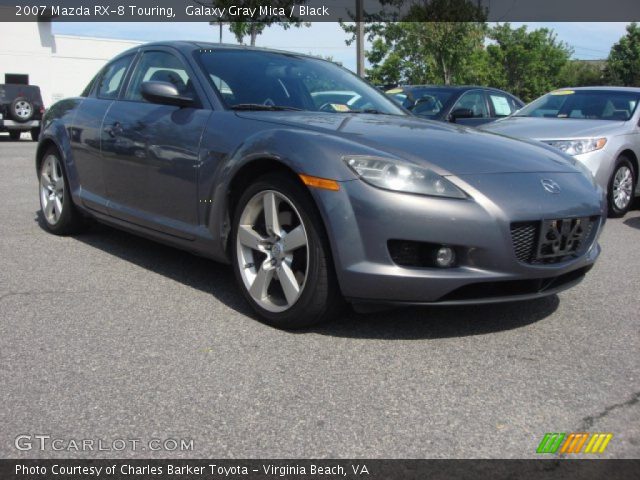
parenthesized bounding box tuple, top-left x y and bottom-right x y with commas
(541, 179, 561, 194)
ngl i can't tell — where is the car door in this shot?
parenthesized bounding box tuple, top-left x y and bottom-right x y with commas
(447, 90, 491, 126)
(101, 48, 211, 238)
(486, 90, 522, 123)
(69, 53, 135, 214)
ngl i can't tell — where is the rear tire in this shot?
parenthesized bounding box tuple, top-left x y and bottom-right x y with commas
(30, 128, 40, 142)
(608, 155, 636, 217)
(9, 131, 21, 141)
(38, 148, 85, 235)
(231, 173, 343, 329)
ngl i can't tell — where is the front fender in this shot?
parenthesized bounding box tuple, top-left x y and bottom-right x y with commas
(201, 123, 393, 261)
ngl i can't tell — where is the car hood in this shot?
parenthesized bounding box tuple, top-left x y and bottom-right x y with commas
(236, 111, 579, 176)
(480, 116, 627, 140)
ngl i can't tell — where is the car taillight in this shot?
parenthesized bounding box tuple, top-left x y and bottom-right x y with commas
(40, 106, 46, 114)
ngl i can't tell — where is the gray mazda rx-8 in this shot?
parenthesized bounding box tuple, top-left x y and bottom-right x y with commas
(36, 42, 606, 328)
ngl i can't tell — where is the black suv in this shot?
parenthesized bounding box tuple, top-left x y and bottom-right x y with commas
(0, 84, 45, 141)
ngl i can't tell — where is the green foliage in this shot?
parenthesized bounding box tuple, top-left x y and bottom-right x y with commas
(604, 22, 640, 86)
(228, 21, 266, 45)
(557, 60, 604, 87)
(485, 24, 573, 102)
(365, 22, 486, 86)
(362, 21, 575, 100)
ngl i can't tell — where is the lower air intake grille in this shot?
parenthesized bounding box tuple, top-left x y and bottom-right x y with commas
(510, 222, 538, 263)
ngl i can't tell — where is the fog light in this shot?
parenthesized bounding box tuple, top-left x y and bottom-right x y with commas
(435, 246, 455, 268)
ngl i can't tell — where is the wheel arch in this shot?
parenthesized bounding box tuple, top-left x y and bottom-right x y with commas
(224, 157, 322, 256)
(227, 158, 303, 216)
(619, 149, 638, 183)
(35, 138, 62, 176)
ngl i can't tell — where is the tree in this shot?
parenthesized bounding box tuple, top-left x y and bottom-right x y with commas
(341, 0, 487, 85)
(420, 22, 487, 85)
(486, 23, 572, 102)
(228, 21, 267, 46)
(604, 22, 640, 86)
(558, 60, 604, 87)
(363, 21, 486, 85)
(194, 0, 308, 46)
(365, 35, 407, 85)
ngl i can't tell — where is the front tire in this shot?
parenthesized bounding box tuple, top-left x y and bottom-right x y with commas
(608, 156, 636, 217)
(231, 174, 342, 329)
(39, 148, 85, 235)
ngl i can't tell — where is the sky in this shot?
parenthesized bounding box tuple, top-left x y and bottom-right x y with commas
(53, 22, 631, 72)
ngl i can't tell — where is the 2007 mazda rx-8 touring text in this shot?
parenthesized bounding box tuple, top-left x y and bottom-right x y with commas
(36, 42, 606, 328)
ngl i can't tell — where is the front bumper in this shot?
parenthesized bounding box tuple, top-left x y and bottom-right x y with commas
(0, 119, 40, 131)
(569, 148, 612, 191)
(312, 172, 606, 304)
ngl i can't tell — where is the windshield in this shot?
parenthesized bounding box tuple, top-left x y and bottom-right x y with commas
(386, 88, 454, 118)
(408, 89, 455, 118)
(198, 50, 406, 115)
(516, 90, 640, 121)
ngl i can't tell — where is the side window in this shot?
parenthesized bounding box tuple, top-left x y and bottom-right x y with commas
(453, 91, 489, 118)
(508, 97, 522, 113)
(125, 51, 197, 103)
(97, 55, 133, 100)
(489, 93, 515, 117)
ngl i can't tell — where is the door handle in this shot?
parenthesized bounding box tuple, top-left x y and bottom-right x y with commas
(104, 121, 123, 138)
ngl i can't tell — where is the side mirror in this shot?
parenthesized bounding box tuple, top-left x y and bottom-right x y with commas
(141, 81, 194, 107)
(449, 107, 474, 122)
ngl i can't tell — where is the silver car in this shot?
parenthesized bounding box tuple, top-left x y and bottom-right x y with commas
(481, 87, 640, 216)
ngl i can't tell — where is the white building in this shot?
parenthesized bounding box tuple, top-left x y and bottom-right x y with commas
(0, 20, 141, 106)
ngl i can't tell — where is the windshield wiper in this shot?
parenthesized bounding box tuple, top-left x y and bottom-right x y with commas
(230, 103, 302, 111)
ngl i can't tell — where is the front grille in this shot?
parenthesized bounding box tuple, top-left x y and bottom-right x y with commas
(511, 222, 538, 263)
(510, 216, 600, 265)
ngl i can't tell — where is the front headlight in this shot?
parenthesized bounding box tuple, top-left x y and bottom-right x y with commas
(343, 156, 466, 198)
(545, 138, 607, 156)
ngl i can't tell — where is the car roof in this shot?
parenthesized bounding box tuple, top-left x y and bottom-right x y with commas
(390, 85, 520, 99)
(398, 85, 508, 92)
(0, 84, 41, 89)
(552, 86, 640, 93)
(119, 40, 321, 61)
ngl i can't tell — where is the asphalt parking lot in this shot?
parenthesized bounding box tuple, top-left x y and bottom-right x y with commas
(0, 137, 639, 459)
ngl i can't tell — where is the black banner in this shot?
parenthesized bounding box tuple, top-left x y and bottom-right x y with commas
(1, 0, 640, 22)
(1, 459, 640, 480)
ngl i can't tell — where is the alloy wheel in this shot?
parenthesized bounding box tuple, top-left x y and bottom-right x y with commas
(14, 100, 32, 120)
(236, 190, 309, 313)
(40, 155, 65, 225)
(613, 165, 633, 211)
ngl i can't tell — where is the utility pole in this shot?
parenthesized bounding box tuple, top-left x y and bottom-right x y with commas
(356, 0, 364, 77)
(209, 20, 224, 43)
